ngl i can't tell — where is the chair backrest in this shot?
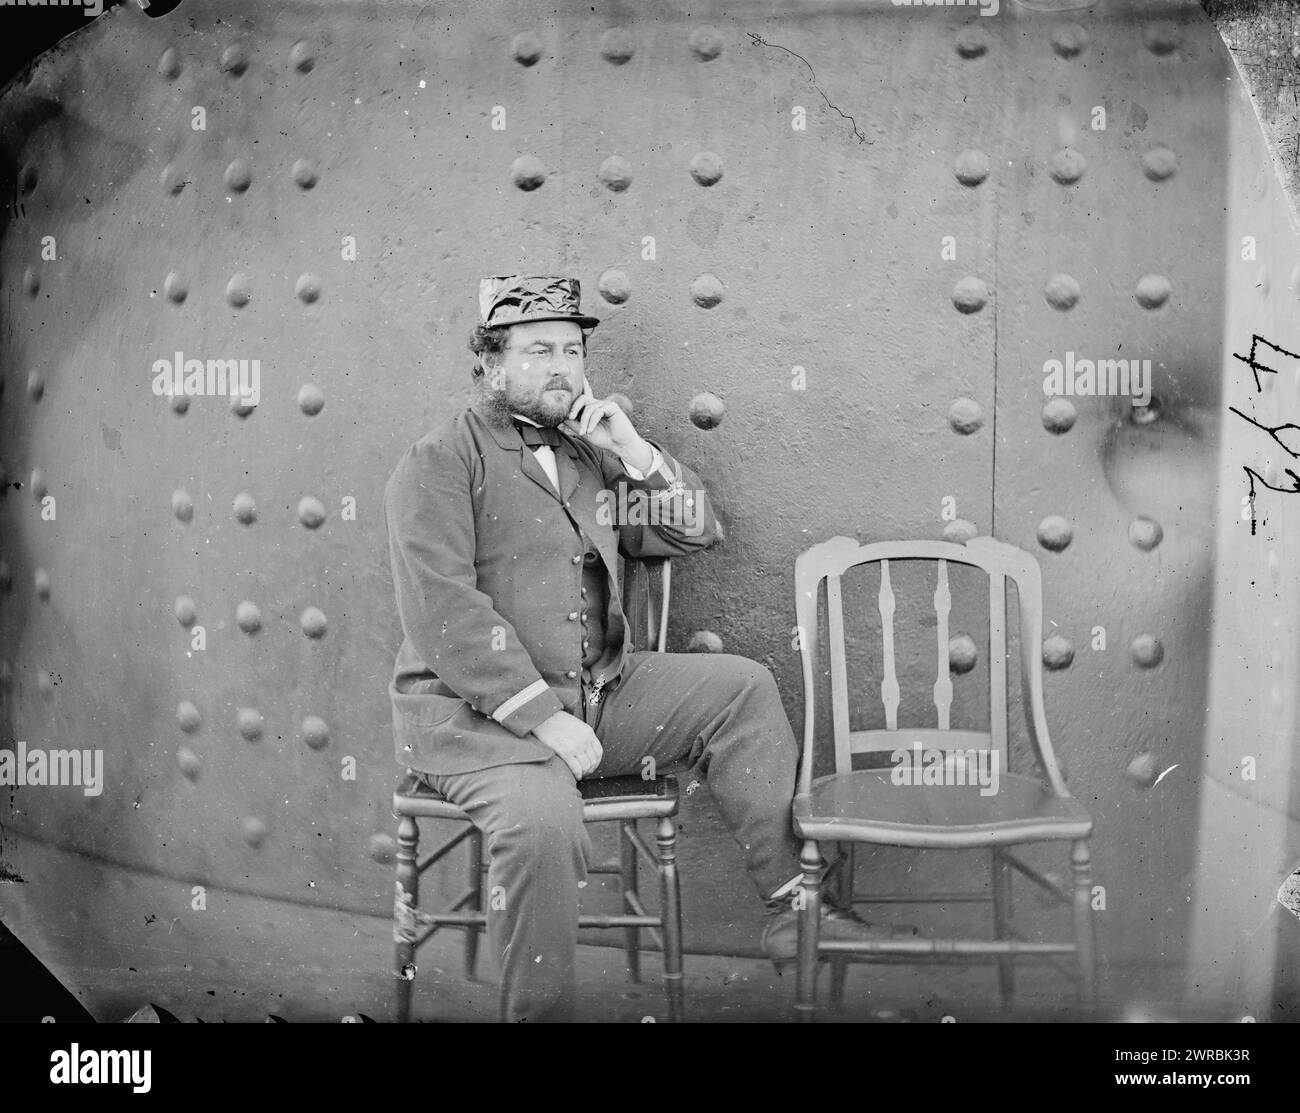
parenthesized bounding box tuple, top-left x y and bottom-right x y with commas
(620, 557, 672, 653)
(793, 535, 1069, 799)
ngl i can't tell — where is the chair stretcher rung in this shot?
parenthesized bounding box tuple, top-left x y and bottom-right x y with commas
(622, 891, 665, 951)
(415, 826, 476, 874)
(578, 914, 661, 929)
(411, 908, 664, 930)
(1002, 852, 1070, 903)
(817, 951, 1073, 968)
(412, 909, 484, 927)
(625, 827, 660, 869)
(818, 938, 1075, 956)
(850, 892, 993, 904)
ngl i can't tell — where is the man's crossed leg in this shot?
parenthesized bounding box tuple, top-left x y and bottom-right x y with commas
(424, 651, 802, 1021)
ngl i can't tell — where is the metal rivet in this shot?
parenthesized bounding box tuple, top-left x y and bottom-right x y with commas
(224, 158, 252, 193)
(952, 276, 988, 313)
(688, 630, 724, 653)
(236, 601, 262, 634)
(690, 274, 724, 308)
(298, 383, 325, 416)
(1043, 636, 1074, 671)
(292, 158, 319, 189)
(1128, 517, 1163, 551)
(689, 392, 725, 429)
(238, 708, 264, 741)
(298, 496, 326, 529)
(220, 44, 249, 76)
(688, 26, 723, 61)
(226, 273, 251, 308)
(511, 154, 546, 191)
(301, 607, 328, 638)
(1051, 24, 1088, 58)
(1041, 398, 1077, 434)
(158, 47, 182, 79)
(1131, 634, 1164, 668)
(689, 151, 724, 186)
(303, 715, 330, 750)
(1043, 273, 1080, 311)
(1141, 146, 1177, 181)
(942, 519, 977, 544)
(1037, 515, 1073, 552)
(948, 397, 984, 435)
(512, 32, 542, 66)
(233, 492, 257, 525)
(1135, 274, 1171, 309)
(949, 635, 978, 674)
(1050, 147, 1085, 185)
(289, 40, 316, 73)
(600, 28, 634, 64)
(172, 489, 194, 522)
(953, 149, 989, 187)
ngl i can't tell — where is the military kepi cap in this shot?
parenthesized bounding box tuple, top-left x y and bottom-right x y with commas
(478, 274, 601, 331)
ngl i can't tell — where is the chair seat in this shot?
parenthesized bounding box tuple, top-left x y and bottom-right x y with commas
(394, 771, 679, 820)
(793, 769, 1092, 848)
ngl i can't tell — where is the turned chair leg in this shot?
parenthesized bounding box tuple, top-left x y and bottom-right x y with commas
(394, 814, 420, 1023)
(794, 839, 822, 1023)
(991, 847, 1015, 1009)
(621, 821, 642, 984)
(828, 842, 853, 1013)
(464, 827, 483, 980)
(1072, 839, 1097, 1007)
(656, 816, 684, 1022)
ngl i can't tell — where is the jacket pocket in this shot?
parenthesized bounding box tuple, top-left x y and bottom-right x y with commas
(393, 687, 468, 727)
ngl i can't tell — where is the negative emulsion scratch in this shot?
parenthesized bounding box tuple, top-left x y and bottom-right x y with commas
(746, 33, 871, 146)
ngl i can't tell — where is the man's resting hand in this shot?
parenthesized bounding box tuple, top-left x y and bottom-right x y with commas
(532, 710, 603, 780)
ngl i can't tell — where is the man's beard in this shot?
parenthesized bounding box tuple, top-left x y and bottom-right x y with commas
(475, 373, 571, 429)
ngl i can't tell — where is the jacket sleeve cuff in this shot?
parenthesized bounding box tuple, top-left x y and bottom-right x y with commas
(491, 679, 564, 737)
(621, 445, 663, 481)
(623, 441, 681, 493)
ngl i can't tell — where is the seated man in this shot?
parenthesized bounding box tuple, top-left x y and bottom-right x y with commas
(383, 274, 896, 1022)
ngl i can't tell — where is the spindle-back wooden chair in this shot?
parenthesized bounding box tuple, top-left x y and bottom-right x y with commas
(791, 535, 1096, 1019)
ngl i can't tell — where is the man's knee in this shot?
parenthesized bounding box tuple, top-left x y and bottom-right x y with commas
(711, 653, 783, 703)
(486, 780, 588, 867)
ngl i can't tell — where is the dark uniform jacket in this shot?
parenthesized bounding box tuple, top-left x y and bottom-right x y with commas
(383, 400, 721, 775)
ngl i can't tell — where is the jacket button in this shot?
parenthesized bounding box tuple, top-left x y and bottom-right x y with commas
(566, 670, 578, 679)
(582, 639, 589, 651)
(580, 587, 588, 598)
(567, 612, 579, 621)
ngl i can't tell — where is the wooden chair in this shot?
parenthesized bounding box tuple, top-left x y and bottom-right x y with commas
(790, 535, 1096, 1020)
(391, 558, 684, 1022)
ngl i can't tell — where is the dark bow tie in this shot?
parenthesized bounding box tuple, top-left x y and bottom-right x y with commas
(515, 421, 564, 448)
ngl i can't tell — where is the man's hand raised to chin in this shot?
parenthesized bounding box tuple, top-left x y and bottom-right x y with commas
(532, 709, 604, 780)
(561, 379, 655, 473)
